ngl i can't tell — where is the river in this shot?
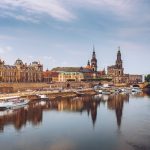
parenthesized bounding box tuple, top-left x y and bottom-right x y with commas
(0, 92, 150, 150)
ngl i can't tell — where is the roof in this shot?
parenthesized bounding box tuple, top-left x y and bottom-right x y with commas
(43, 71, 59, 77)
(14, 58, 23, 65)
(51, 67, 94, 73)
(51, 67, 81, 72)
(80, 67, 93, 73)
(107, 65, 117, 69)
(4, 65, 16, 69)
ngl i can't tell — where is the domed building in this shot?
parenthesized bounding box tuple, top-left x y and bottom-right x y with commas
(0, 58, 43, 82)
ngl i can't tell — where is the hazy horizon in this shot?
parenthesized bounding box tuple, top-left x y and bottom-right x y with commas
(0, 0, 150, 75)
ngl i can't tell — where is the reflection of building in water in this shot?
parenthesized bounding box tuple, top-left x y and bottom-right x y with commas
(0, 97, 101, 132)
(55, 97, 100, 126)
(0, 102, 48, 132)
(107, 94, 129, 128)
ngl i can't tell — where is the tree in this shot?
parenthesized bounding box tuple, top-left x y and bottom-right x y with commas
(145, 74, 150, 82)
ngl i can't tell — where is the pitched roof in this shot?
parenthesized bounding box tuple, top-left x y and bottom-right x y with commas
(51, 67, 81, 72)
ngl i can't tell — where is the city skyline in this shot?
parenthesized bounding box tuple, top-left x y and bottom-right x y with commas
(0, 0, 150, 75)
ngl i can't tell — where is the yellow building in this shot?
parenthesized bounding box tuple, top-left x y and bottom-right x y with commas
(58, 72, 84, 82)
(0, 58, 43, 82)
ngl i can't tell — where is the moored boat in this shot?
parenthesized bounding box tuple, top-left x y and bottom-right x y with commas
(75, 91, 85, 97)
(37, 94, 49, 100)
(131, 87, 142, 93)
(0, 96, 29, 109)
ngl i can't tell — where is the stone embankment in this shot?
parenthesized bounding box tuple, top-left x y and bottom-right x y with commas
(0, 82, 94, 93)
(0, 88, 96, 100)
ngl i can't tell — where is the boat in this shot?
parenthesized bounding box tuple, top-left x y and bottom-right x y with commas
(96, 90, 103, 94)
(102, 91, 111, 95)
(96, 88, 111, 95)
(0, 96, 29, 109)
(37, 94, 49, 100)
(75, 91, 85, 97)
(131, 87, 142, 93)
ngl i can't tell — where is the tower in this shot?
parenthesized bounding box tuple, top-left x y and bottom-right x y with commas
(91, 46, 97, 72)
(86, 60, 91, 69)
(116, 47, 123, 69)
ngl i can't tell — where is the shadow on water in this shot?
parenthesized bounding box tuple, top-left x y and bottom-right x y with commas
(0, 93, 132, 133)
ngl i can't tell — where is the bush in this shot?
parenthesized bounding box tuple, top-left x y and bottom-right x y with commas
(145, 74, 150, 82)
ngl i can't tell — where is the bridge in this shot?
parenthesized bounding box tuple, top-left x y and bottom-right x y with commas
(132, 82, 150, 89)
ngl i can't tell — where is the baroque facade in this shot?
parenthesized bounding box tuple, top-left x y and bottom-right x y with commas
(107, 47, 142, 84)
(0, 58, 43, 82)
(45, 47, 100, 82)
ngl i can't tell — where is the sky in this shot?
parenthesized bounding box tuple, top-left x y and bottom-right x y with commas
(0, 0, 150, 75)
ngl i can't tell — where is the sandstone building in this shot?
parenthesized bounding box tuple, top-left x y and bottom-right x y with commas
(43, 47, 105, 82)
(107, 47, 142, 84)
(0, 58, 43, 82)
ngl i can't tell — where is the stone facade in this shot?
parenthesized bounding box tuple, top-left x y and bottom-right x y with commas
(129, 75, 143, 84)
(43, 70, 59, 82)
(107, 47, 142, 84)
(49, 47, 102, 82)
(58, 72, 84, 82)
(0, 58, 43, 82)
(43, 70, 84, 82)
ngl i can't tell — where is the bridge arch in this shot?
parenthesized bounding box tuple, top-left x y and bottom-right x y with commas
(132, 84, 140, 88)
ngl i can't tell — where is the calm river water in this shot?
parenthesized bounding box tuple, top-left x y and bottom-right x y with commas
(0, 93, 150, 150)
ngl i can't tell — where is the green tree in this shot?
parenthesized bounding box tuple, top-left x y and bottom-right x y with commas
(145, 74, 150, 82)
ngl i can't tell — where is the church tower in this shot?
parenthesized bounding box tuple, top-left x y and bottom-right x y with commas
(116, 47, 123, 69)
(91, 46, 97, 72)
(86, 60, 91, 69)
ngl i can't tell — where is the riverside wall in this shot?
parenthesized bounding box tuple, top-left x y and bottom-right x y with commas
(0, 82, 95, 93)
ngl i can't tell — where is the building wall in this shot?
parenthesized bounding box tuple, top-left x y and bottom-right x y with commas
(129, 75, 143, 84)
(0, 59, 43, 83)
(58, 72, 84, 82)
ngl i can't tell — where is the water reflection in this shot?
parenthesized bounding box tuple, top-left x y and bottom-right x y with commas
(0, 102, 43, 132)
(108, 94, 129, 128)
(0, 93, 133, 132)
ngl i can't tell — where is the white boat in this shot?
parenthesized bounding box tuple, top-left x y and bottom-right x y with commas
(0, 96, 29, 109)
(131, 87, 142, 93)
(96, 88, 111, 95)
(37, 94, 49, 100)
(101, 95, 109, 101)
(96, 90, 103, 94)
(102, 91, 111, 95)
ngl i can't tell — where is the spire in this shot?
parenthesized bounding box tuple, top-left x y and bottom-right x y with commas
(91, 45, 97, 72)
(93, 44, 95, 53)
(116, 47, 122, 68)
(92, 45, 96, 58)
(117, 47, 121, 61)
(87, 60, 90, 66)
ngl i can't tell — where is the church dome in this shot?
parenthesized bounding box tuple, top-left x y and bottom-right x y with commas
(15, 58, 23, 65)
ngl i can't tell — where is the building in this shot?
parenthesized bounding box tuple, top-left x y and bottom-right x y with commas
(43, 69, 84, 82)
(43, 70, 59, 83)
(0, 58, 43, 82)
(107, 47, 142, 84)
(129, 75, 143, 84)
(90, 46, 97, 72)
(50, 47, 100, 82)
(58, 71, 84, 82)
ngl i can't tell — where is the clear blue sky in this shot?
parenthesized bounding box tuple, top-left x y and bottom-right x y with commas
(0, 0, 150, 75)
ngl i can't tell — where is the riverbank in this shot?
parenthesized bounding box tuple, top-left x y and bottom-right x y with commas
(0, 88, 96, 100)
(0, 82, 93, 93)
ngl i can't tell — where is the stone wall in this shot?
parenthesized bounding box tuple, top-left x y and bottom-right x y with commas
(0, 83, 50, 93)
(0, 82, 93, 93)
